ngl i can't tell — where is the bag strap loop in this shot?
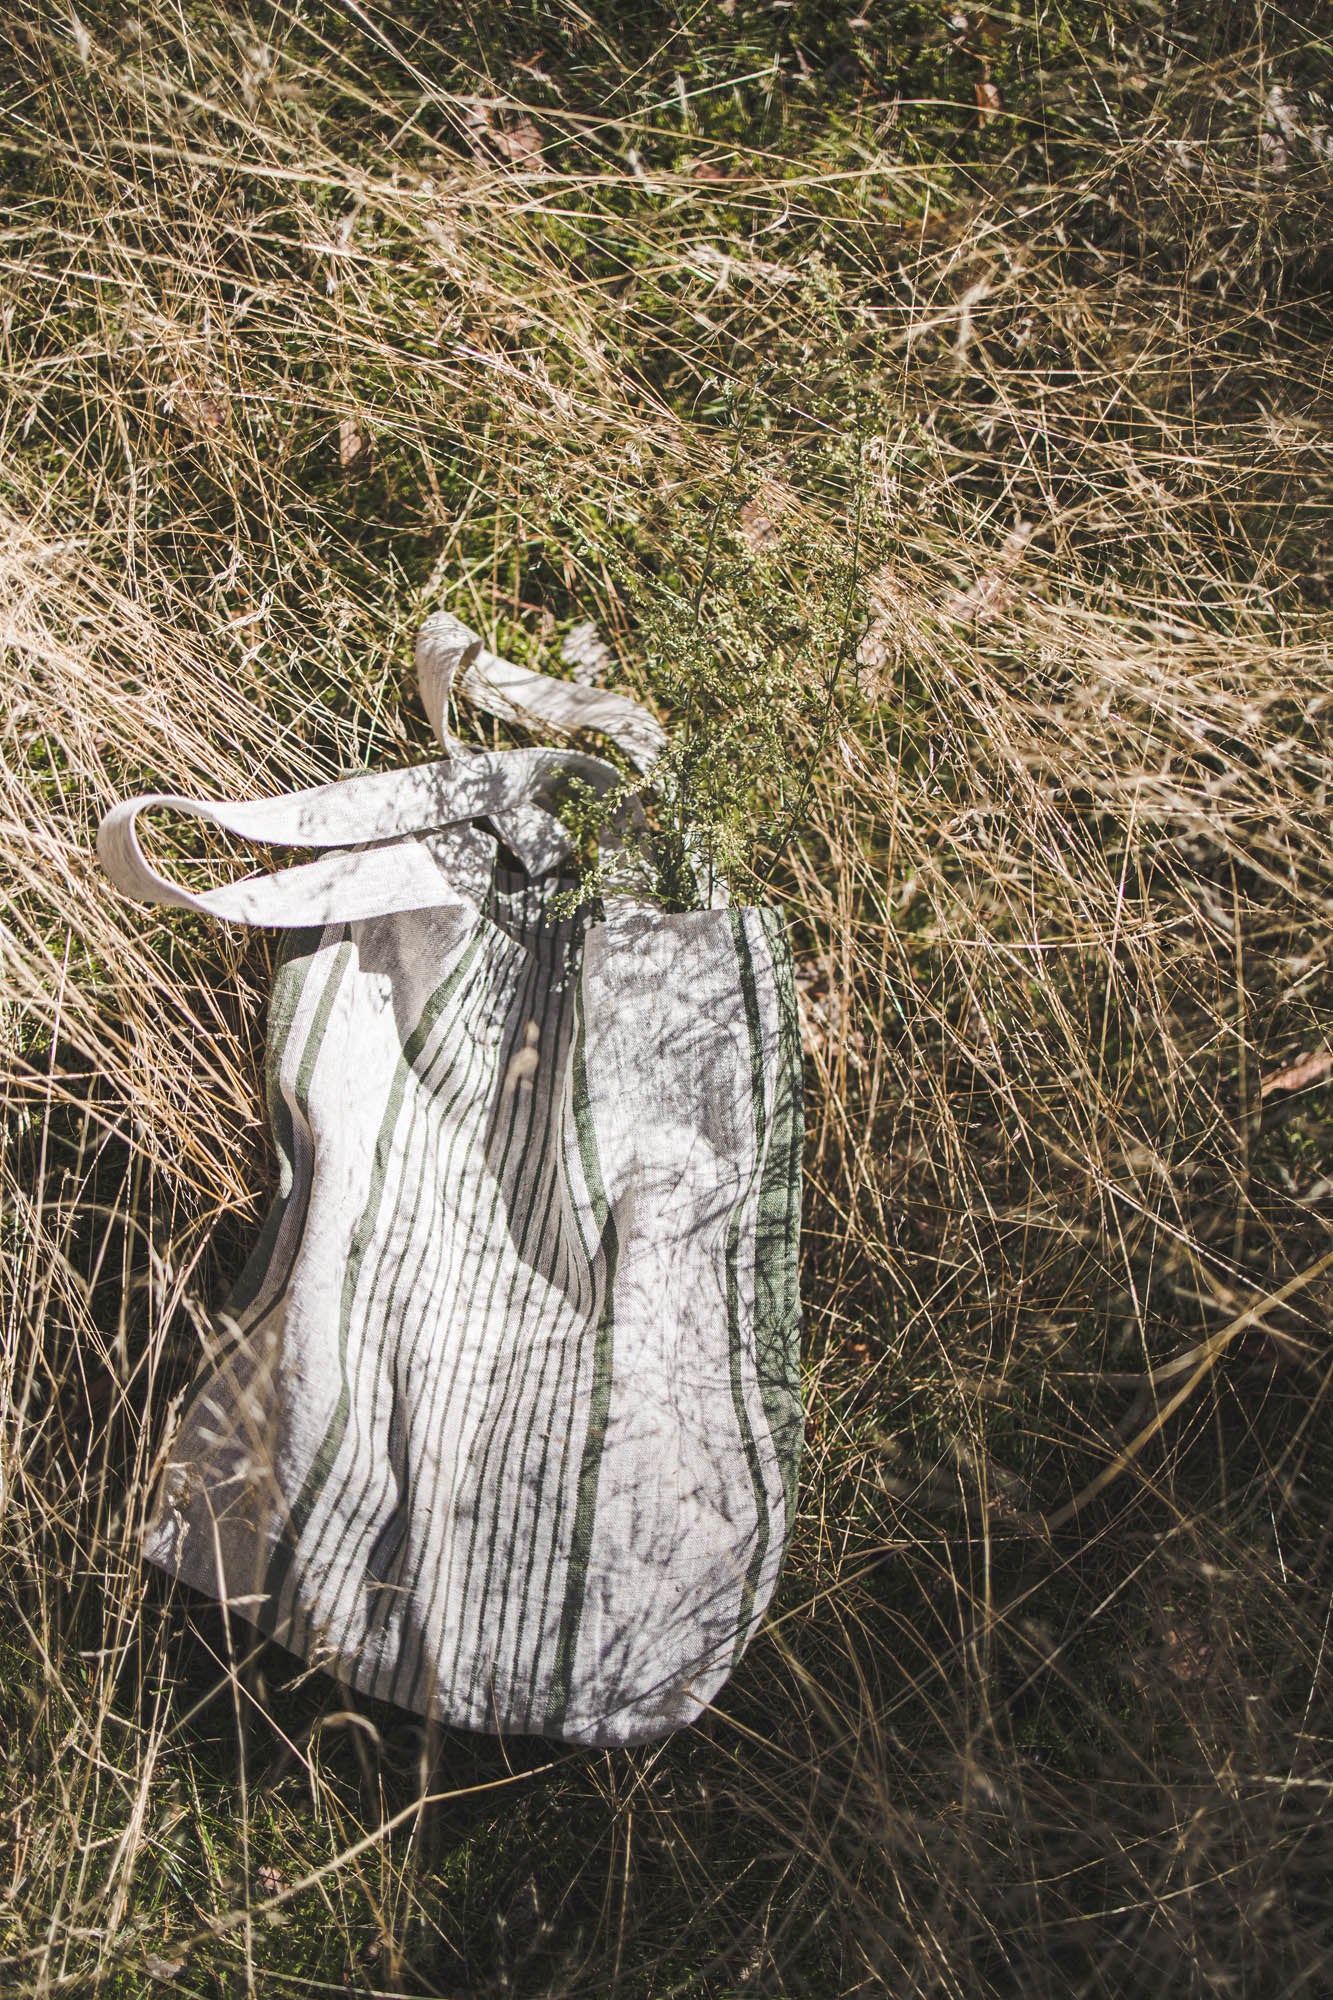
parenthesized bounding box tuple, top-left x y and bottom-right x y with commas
(97, 616, 664, 927)
(415, 611, 665, 773)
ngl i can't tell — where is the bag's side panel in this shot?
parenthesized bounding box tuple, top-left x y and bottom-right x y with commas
(224, 926, 349, 1329)
(546, 907, 800, 1747)
(142, 921, 368, 1606)
(142, 907, 480, 1643)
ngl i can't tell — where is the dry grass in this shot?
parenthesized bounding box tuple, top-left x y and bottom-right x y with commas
(3, 1, 1333, 1994)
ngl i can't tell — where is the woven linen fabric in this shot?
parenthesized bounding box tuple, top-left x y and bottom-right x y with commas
(98, 613, 803, 1746)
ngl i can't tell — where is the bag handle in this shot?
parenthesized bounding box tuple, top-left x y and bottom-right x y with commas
(415, 611, 665, 773)
(97, 616, 663, 927)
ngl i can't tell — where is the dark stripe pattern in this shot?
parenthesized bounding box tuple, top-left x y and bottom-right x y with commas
(142, 847, 804, 1747)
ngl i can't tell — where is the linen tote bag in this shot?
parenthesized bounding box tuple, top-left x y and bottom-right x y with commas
(97, 612, 803, 1746)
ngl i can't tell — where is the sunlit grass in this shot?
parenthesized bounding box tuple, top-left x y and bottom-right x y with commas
(3, 1, 1333, 1993)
